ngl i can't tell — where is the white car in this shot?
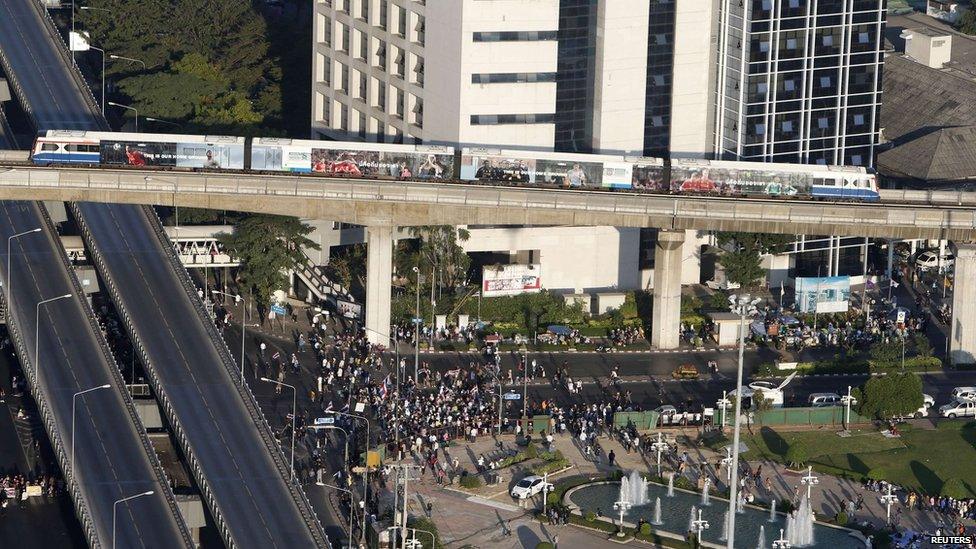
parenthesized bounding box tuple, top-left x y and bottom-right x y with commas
(510, 476, 553, 499)
(893, 395, 934, 421)
(654, 405, 677, 416)
(951, 387, 976, 401)
(915, 251, 954, 270)
(939, 399, 976, 419)
(924, 393, 935, 408)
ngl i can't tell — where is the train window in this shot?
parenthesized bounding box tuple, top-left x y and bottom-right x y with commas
(41, 143, 59, 151)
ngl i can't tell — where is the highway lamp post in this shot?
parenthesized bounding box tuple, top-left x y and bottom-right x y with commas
(319, 482, 356, 549)
(70, 384, 111, 484)
(107, 101, 138, 131)
(880, 483, 898, 525)
(721, 446, 733, 483)
(692, 507, 710, 543)
(901, 331, 906, 372)
(800, 465, 819, 500)
(112, 490, 154, 549)
(386, 526, 436, 549)
(522, 357, 532, 424)
(650, 432, 668, 478)
(308, 424, 350, 471)
(725, 293, 759, 549)
(259, 377, 296, 481)
(145, 117, 182, 130)
(87, 45, 106, 115)
(772, 529, 791, 549)
(109, 53, 146, 70)
(6, 227, 41, 300)
(212, 290, 246, 382)
(35, 294, 73, 381)
(412, 266, 420, 384)
(330, 410, 371, 547)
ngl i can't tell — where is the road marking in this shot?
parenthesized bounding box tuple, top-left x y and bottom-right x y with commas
(464, 495, 522, 513)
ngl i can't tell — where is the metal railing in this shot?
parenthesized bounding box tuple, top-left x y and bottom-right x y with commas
(295, 246, 352, 302)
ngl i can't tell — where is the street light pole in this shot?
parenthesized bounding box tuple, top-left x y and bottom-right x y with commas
(331, 410, 371, 546)
(71, 384, 111, 484)
(35, 294, 74, 381)
(109, 53, 146, 70)
(412, 266, 420, 384)
(145, 117, 182, 129)
(87, 45, 106, 115)
(260, 377, 296, 481)
(107, 101, 139, 131)
(213, 290, 246, 382)
(319, 482, 356, 549)
(726, 294, 758, 549)
(6, 228, 41, 299)
(309, 424, 350, 468)
(113, 491, 155, 549)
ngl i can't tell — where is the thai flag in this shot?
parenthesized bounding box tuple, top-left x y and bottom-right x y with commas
(379, 374, 390, 399)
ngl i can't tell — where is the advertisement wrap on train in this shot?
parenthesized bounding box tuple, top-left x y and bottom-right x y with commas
(29, 130, 880, 201)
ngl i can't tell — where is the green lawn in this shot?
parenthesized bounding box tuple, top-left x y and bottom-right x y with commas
(738, 422, 976, 497)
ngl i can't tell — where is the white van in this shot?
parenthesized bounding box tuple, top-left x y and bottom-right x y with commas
(939, 400, 976, 419)
(808, 393, 842, 407)
(951, 387, 976, 401)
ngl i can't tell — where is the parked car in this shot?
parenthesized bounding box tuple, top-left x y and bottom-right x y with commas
(939, 399, 976, 419)
(808, 393, 842, 407)
(671, 364, 700, 380)
(951, 387, 976, 401)
(705, 279, 740, 291)
(654, 405, 678, 417)
(924, 393, 935, 408)
(915, 251, 954, 270)
(510, 475, 553, 499)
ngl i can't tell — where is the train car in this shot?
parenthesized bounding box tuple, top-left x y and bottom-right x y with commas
(668, 158, 879, 200)
(32, 130, 246, 169)
(458, 147, 649, 190)
(250, 137, 456, 180)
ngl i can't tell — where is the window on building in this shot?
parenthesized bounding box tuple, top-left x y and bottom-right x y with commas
(788, 0, 800, 7)
(471, 72, 558, 84)
(784, 79, 795, 91)
(378, 0, 387, 30)
(469, 113, 556, 125)
(339, 23, 350, 52)
(782, 120, 793, 132)
(472, 30, 558, 42)
(759, 41, 770, 52)
(652, 116, 664, 127)
(851, 154, 863, 165)
(786, 38, 797, 49)
(818, 117, 829, 129)
(358, 30, 369, 60)
(755, 123, 766, 135)
(819, 76, 831, 88)
(853, 113, 865, 125)
(757, 82, 768, 95)
(762, 0, 771, 9)
(822, 34, 833, 46)
(858, 32, 870, 44)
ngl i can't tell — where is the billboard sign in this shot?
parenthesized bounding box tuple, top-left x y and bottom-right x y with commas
(482, 264, 542, 297)
(100, 139, 244, 169)
(337, 299, 363, 319)
(795, 276, 851, 313)
(310, 146, 455, 180)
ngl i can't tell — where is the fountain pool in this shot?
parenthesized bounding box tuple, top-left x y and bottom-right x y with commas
(567, 480, 857, 547)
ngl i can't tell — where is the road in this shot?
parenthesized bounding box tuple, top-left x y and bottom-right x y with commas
(76, 202, 329, 548)
(0, 200, 192, 547)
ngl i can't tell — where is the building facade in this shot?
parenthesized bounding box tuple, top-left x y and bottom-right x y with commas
(713, 0, 886, 166)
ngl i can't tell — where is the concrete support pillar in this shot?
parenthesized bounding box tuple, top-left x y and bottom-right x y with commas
(651, 230, 685, 349)
(365, 225, 393, 346)
(886, 240, 895, 280)
(951, 244, 976, 366)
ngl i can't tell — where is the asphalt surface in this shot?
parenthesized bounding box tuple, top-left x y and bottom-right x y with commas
(0, 0, 99, 130)
(76, 202, 329, 549)
(0, 201, 192, 547)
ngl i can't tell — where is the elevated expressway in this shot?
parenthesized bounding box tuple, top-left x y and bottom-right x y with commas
(0, 0, 330, 546)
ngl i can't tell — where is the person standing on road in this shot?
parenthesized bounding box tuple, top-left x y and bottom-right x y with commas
(608, 449, 616, 467)
(260, 341, 266, 358)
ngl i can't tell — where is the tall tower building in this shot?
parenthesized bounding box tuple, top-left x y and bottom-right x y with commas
(713, 0, 886, 166)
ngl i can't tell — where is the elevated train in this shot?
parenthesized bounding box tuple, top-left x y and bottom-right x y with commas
(31, 130, 880, 201)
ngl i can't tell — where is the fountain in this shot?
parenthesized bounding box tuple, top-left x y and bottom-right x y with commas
(700, 478, 711, 506)
(652, 497, 663, 525)
(756, 525, 766, 549)
(785, 494, 816, 547)
(736, 493, 746, 514)
(719, 510, 730, 541)
(667, 473, 674, 497)
(688, 505, 698, 533)
(618, 470, 648, 507)
(769, 499, 777, 522)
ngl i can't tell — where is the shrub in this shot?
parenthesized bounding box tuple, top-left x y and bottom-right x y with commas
(459, 475, 483, 489)
(585, 510, 598, 522)
(835, 512, 849, 526)
(532, 458, 570, 476)
(539, 450, 564, 462)
(524, 443, 538, 459)
(785, 441, 807, 467)
(535, 543, 554, 549)
(866, 468, 887, 481)
(640, 522, 652, 536)
(778, 499, 796, 514)
(941, 478, 967, 499)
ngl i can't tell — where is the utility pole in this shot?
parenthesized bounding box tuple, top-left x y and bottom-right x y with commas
(391, 463, 421, 549)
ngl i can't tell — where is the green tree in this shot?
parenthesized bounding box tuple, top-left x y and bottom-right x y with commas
(853, 373, 923, 420)
(409, 226, 472, 293)
(785, 441, 807, 467)
(327, 244, 367, 296)
(714, 232, 786, 287)
(913, 333, 933, 359)
(217, 215, 319, 303)
(752, 388, 773, 423)
(869, 339, 903, 370)
(957, 10, 976, 35)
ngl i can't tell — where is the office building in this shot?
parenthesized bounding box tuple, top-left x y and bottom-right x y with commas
(713, 0, 886, 167)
